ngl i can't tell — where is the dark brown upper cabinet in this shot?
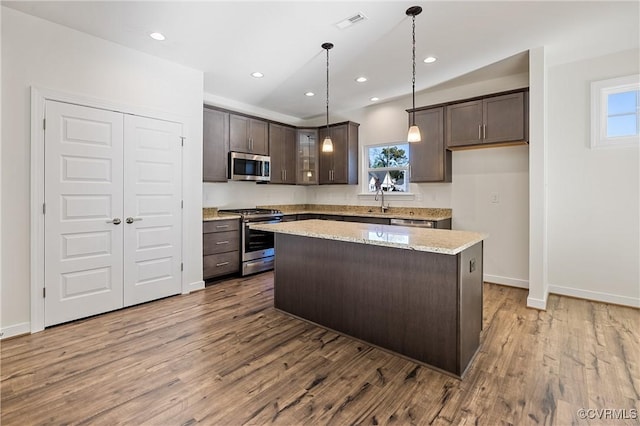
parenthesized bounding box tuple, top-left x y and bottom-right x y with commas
(269, 123, 297, 184)
(203, 107, 229, 182)
(446, 91, 527, 149)
(229, 113, 269, 155)
(409, 107, 452, 183)
(318, 121, 359, 185)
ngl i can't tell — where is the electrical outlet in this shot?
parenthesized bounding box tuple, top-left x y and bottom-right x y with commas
(490, 193, 500, 204)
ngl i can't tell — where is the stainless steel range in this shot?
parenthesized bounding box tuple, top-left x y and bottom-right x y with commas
(218, 208, 283, 276)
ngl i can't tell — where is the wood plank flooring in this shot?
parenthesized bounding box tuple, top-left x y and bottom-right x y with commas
(1, 272, 639, 425)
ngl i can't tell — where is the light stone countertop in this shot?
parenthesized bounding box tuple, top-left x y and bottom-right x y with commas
(251, 219, 486, 255)
(202, 208, 240, 221)
(257, 204, 452, 221)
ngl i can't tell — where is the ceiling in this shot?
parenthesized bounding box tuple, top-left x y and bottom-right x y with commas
(3, 1, 638, 120)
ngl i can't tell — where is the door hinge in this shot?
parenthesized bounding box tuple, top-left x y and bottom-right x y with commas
(43, 203, 46, 214)
(43, 287, 46, 298)
(180, 136, 186, 147)
(43, 118, 46, 130)
(181, 262, 184, 271)
(181, 200, 184, 209)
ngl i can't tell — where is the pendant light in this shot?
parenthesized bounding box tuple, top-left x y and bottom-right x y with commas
(406, 6, 422, 143)
(321, 42, 334, 153)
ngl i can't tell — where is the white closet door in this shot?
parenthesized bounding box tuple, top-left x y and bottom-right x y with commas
(44, 101, 124, 326)
(123, 114, 182, 306)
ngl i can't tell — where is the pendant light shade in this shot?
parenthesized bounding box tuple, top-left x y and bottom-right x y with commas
(322, 136, 333, 152)
(407, 125, 421, 142)
(321, 42, 334, 153)
(406, 6, 422, 143)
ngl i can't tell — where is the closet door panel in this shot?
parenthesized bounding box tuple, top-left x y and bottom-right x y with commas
(123, 115, 183, 306)
(44, 101, 124, 326)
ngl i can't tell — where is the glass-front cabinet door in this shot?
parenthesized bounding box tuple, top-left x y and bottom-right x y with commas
(296, 129, 318, 184)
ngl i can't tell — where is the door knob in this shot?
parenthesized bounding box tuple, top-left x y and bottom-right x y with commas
(125, 217, 143, 224)
(106, 218, 121, 225)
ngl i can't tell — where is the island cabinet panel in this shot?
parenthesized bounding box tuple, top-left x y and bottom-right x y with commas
(203, 108, 229, 182)
(269, 123, 297, 184)
(229, 114, 269, 155)
(410, 107, 451, 182)
(273, 233, 483, 376)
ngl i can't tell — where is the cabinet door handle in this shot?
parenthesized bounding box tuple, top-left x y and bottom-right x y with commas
(478, 124, 482, 140)
(216, 241, 230, 245)
(216, 261, 230, 267)
(284, 169, 287, 181)
(216, 224, 230, 229)
(483, 124, 486, 140)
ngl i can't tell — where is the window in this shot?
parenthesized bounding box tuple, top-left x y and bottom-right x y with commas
(366, 143, 410, 193)
(591, 74, 640, 148)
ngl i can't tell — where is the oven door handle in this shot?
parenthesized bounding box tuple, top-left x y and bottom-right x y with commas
(246, 219, 282, 225)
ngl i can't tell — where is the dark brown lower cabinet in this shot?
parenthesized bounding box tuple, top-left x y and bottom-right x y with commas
(203, 219, 240, 279)
(273, 233, 483, 377)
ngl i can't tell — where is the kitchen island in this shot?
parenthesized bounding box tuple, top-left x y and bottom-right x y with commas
(251, 220, 487, 377)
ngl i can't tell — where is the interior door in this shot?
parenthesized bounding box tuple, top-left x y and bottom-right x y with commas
(123, 114, 183, 306)
(44, 101, 124, 326)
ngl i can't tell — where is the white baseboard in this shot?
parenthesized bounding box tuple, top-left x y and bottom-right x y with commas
(527, 294, 548, 310)
(186, 279, 205, 293)
(548, 284, 640, 308)
(1, 322, 31, 340)
(484, 274, 529, 289)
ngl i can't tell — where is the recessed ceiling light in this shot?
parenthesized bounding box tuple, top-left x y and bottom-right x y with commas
(305, 92, 315, 97)
(251, 72, 264, 78)
(149, 32, 165, 41)
(423, 56, 437, 63)
(355, 76, 368, 83)
(370, 97, 380, 102)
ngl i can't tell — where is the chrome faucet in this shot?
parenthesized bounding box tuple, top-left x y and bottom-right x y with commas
(374, 188, 389, 213)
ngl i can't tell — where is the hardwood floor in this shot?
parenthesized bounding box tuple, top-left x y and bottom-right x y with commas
(1, 272, 639, 425)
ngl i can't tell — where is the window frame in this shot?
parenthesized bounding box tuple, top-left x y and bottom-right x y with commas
(363, 142, 411, 195)
(590, 74, 640, 149)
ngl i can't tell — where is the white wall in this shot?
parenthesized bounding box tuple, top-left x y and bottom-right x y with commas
(0, 6, 4, 338)
(1, 7, 204, 336)
(527, 47, 549, 309)
(546, 48, 639, 307)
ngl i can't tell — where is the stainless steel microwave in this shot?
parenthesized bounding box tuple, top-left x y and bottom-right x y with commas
(228, 152, 270, 182)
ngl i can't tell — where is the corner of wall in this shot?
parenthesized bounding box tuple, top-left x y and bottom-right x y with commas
(526, 291, 548, 310)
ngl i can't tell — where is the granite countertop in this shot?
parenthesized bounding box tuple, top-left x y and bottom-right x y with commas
(202, 208, 240, 221)
(251, 219, 486, 255)
(257, 204, 452, 221)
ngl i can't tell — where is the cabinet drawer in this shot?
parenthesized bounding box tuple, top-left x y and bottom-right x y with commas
(203, 219, 240, 233)
(203, 231, 240, 255)
(203, 251, 239, 279)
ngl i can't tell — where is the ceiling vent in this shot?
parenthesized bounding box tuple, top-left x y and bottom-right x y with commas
(335, 12, 367, 30)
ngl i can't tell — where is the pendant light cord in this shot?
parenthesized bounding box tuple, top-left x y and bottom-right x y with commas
(411, 14, 416, 127)
(326, 46, 330, 132)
